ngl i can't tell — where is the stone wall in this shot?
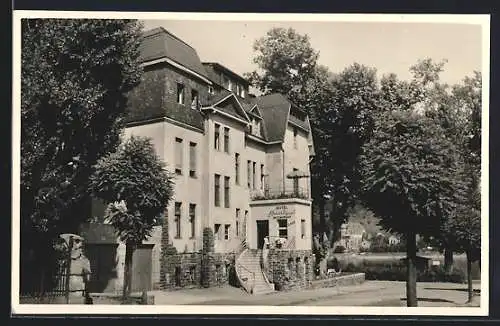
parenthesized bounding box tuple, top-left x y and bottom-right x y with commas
(159, 252, 235, 290)
(267, 249, 314, 291)
(309, 273, 365, 289)
(159, 227, 236, 290)
(160, 252, 202, 290)
(210, 253, 236, 287)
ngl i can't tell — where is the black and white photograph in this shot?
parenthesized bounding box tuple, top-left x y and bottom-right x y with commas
(11, 12, 489, 316)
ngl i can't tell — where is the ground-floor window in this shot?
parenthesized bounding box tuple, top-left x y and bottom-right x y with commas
(214, 224, 221, 240)
(278, 219, 288, 239)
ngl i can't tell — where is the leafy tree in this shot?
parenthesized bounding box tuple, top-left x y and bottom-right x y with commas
(360, 109, 464, 307)
(246, 28, 333, 238)
(321, 64, 379, 245)
(379, 58, 464, 271)
(440, 72, 482, 302)
(89, 136, 174, 300)
(246, 27, 320, 97)
(246, 28, 378, 247)
(420, 68, 482, 273)
(444, 176, 481, 302)
(20, 19, 143, 279)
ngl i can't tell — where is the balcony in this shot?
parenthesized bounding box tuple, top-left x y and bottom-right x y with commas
(250, 186, 310, 201)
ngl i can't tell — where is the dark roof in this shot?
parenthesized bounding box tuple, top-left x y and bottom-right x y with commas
(203, 89, 233, 106)
(202, 62, 249, 86)
(140, 27, 209, 80)
(203, 91, 248, 122)
(202, 64, 222, 86)
(254, 94, 292, 142)
(217, 98, 248, 121)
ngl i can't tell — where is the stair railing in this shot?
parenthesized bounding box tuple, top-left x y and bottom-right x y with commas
(260, 237, 274, 291)
(234, 239, 256, 294)
(235, 262, 255, 294)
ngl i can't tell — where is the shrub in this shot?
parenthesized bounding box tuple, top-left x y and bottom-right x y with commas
(202, 227, 214, 253)
(326, 257, 340, 271)
(163, 244, 178, 256)
(333, 245, 346, 253)
(343, 260, 465, 283)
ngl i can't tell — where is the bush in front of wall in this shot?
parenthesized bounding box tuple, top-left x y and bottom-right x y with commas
(201, 227, 214, 288)
(202, 227, 214, 254)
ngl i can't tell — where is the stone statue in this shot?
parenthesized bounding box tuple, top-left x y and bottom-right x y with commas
(59, 234, 92, 304)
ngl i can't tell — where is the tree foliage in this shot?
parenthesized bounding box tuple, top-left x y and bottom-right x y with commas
(89, 136, 174, 244)
(360, 110, 463, 236)
(246, 27, 320, 97)
(246, 28, 378, 246)
(89, 136, 174, 299)
(21, 19, 143, 237)
(321, 64, 379, 243)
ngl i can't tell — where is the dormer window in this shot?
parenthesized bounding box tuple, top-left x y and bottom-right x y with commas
(235, 84, 246, 98)
(251, 118, 261, 137)
(208, 85, 214, 95)
(222, 75, 232, 91)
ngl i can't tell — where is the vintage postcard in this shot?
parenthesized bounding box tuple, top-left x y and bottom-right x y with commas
(11, 11, 490, 316)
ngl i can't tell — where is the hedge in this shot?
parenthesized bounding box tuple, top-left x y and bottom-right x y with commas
(333, 253, 480, 280)
(342, 260, 466, 283)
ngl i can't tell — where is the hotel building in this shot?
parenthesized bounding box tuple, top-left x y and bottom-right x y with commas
(87, 27, 316, 294)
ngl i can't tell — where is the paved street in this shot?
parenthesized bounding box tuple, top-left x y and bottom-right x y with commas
(151, 281, 480, 307)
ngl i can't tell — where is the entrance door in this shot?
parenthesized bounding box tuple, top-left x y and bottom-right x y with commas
(131, 244, 153, 292)
(85, 243, 119, 293)
(256, 220, 269, 249)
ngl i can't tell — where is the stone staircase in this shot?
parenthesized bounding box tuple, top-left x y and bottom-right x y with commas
(236, 249, 275, 295)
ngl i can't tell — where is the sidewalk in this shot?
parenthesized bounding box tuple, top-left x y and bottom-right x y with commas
(151, 281, 481, 307)
(152, 281, 389, 306)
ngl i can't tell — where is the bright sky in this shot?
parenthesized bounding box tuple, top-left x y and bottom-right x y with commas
(141, 19, 483, 86)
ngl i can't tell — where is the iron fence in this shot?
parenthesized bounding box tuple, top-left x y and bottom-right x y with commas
(19, 236, 92, 304)
(250, 186, 310, 201)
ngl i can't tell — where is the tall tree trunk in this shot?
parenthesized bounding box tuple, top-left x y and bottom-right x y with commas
(466, 249, 473, 303)
(444, 247, 454, 274)
(328, 229, 336, 249)
(406, 230, 418, 307)
(122, 242, 135, 302)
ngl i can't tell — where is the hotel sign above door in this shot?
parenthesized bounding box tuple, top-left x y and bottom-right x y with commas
(268, 205, 296, 219)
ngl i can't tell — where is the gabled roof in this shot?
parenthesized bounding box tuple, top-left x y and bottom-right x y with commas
(140, 27, 209, 81)
(254, 93, 292, 142)
(249, 105, 264, 119)
(202, 92, 250, 124)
